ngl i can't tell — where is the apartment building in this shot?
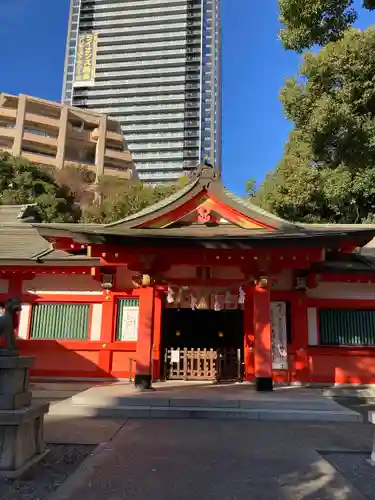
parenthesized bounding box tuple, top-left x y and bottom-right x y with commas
(62, 0, 222, 184)
(0, 93, 135, 179)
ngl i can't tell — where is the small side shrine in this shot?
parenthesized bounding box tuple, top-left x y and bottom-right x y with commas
(28, 164, 375, 391)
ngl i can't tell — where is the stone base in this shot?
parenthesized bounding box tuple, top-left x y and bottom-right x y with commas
(0, 356, 35, 410)
(0, 449, 50, 479)
(0, 391, 32, 410)
(0, 356, 35, 370)
(255, 377, 273, 392)
(0, 356, 50, 477)
(0, 403, 49, 476)
(0, 350, 19, 358)
(134, 374, 152, 391)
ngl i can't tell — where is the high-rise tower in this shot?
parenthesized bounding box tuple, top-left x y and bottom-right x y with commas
(62, 0, 222, 184)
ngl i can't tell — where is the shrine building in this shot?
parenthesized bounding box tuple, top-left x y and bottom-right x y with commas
(2, 164, 375, 390)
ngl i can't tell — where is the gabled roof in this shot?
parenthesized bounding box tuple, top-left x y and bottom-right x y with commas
(32, 164, 375, 251)
(105, 164, 296, 231)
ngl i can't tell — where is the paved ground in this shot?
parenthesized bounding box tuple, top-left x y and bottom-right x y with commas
(322, 451, 375, 500)
(33, 386, 375, 500)
(334, 398, 375, 419)
(49, 418, 374, 500)
(44, 414, 126, 445)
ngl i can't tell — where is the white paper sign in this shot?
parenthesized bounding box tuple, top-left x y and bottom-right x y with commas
(171, 349, 180, 363)
(270, 302, 288, 370)
(118, 306, 139, 341)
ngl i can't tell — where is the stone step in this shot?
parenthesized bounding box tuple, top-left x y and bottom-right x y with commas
(48, 399, 362, 423)
(71, 394, 351, 411)
(322, 387, 375, 400)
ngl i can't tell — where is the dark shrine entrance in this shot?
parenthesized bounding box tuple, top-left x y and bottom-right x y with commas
(161, 308, 244, 382)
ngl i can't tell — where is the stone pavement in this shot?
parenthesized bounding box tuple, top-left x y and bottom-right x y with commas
(44, 414, 126, 445)
(48, 419, 373, 500)
(45, 381, 363, 423)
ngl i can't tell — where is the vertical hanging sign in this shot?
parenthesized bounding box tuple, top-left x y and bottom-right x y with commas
(270, 302, 288, 369)
(74, 33, 98, 87)
(118, 302, 139, 342)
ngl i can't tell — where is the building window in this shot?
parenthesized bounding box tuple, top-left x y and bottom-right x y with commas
(115, 298, 139, 342)
(29, 303, 90, 340)
(319, 308, 375, 346)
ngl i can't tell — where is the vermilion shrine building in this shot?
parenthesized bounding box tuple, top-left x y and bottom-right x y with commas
(2, 164, 375, 389)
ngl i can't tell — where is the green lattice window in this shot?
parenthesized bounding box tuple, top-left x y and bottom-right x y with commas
(30, 303, 90, 340)
(116, 298, 139, 341)
(319, 308, 375, 346)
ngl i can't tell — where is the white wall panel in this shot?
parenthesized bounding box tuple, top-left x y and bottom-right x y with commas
(90, 304, 103, 341)
(17, 304, 31, 339)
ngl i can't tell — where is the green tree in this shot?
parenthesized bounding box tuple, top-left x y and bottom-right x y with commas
(0, 151, 80, 222)
(0, 151, 187, 225)
(278, 0, 375, 52)
(81, 181, 181, 223)
(245, 178, 257, 198)
(53, 165, 96, 207)
(255, 27, 375, 223)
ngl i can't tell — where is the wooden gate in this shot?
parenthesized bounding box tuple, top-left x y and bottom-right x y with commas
(164, 348, 242, 381)
(218, 348, 242, 381)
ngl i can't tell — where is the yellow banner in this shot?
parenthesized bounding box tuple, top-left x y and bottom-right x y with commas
(74, 33, 98, 87)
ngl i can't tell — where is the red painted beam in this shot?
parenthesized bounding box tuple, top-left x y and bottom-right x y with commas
(0, 267, 97, 275)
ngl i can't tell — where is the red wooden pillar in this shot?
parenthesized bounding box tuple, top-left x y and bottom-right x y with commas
(99, 291, 116, 375)
(253, 283, 273, 391)
(135, 286, 155, 390)
(152, 291, 163, 380)
(291, 294, 310, 383)
(243, 286, 254, 382)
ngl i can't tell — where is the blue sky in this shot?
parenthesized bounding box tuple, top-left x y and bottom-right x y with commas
(0, 0, 372, 194)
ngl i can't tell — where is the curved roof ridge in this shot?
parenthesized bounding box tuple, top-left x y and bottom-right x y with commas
(104, 176, 200, 228)
(221, 187, 295, 226)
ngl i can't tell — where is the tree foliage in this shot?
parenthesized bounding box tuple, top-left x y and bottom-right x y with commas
(245, 178, 257, 198)
(0, 150, 191, 225)
(53, 165, 96, 206)
(278, 0, 375, 52)
(81, 181, 181, 224)
(0, 151, 80, 222)
(255, 27, 375, 223)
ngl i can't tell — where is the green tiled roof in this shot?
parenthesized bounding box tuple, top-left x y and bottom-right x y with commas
(0, 205, 98, 263)
(0, 204, 40, 223)
(0, 227, 50, 259)
(222, 187, 292, 225)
